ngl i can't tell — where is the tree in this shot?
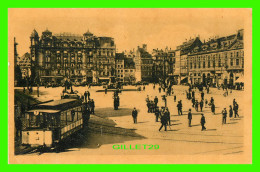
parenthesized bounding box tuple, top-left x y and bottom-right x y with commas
(15, 65, 22, 86)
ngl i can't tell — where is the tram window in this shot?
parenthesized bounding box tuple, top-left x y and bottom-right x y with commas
(61, 112, 66, 126)
(78, 108, 82, 120)
(67, 110, 72, 122)
(71, 110, 75, 121)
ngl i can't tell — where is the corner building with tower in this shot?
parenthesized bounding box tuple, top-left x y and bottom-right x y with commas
(30, 29, 116, 84)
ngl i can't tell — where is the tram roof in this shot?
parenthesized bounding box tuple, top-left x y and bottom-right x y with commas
(39, 99, 78, 106)
(27, 109, 60, 113)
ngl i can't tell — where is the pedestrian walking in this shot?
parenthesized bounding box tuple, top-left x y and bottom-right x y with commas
(210, 97, 214, 106)
(200, 99, 204, 112)
(174, 95, 176, 102)
(177, 100, 183, 115)
(188, 109, 192, 127)
(159, 113, 168, 131)
(205, 99, 208, 107)
(201, 91, 204, 100)
(222, 108, 227, 124)
(154, 107, 160, 122)
(234, 103, 239, 118)
(164, 108, 171, 126)
(233, 99, 236, 109)
(200, 114, 206, 131)
(229, 105, 233, 118)
(90, 99, 95, 114)
(211, 103, 215, 114)
(132, 107, 138, 124)
(192, 90, 195, 99)
(195, 100, 199, 112)
(192, 97, 195, 107)
(154, 96, 158, 108)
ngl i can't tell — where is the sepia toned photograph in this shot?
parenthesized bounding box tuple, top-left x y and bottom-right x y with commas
(8, 8, 252, 164)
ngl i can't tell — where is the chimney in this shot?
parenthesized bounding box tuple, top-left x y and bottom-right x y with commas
(143, 44, 147, 51)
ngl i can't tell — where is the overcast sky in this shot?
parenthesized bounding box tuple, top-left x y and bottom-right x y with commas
(9, 8, 250, 56)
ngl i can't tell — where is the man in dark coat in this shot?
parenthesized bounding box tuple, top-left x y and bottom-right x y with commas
(211, 103, 215, 114)
(84, 91, 88, 102)
(164, 108, 171, 126)
(154, 107, 160, 122)
(114, 97, 119, 110)
(188, 109, 192, 127)
(159, 113, 168, 131)
(90, 99, 95, 114)
(201, 91, 204, 100)
(195, 100, 199, 112)
(229, 105, 233, 118)
(200, 100, 204, 112)
(154, 96, 158, 108)
(192, 90, 195, 99)
(210, 97, 214, 106)
(132, 107, 138, 124)
(192, 97, 195, 107)
(222, 108, 227, 124)
(177, 101, 181, 115)
(200, 114, 206, 131)
(234, 103, 239, 118)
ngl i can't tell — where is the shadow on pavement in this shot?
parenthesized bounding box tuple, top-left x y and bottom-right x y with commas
(94, 107, 133, 118)
(206, 129, 217, 131)
(226, 122, 238, 124)
(59, 128, 144, 151)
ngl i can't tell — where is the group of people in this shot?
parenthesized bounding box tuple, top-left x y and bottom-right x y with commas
(221, 99, 240, 124)
(83, 91, 95, 114)
(145, 96, 159, 113)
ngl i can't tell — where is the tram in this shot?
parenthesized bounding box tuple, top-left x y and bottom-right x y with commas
(21, 98, 85, 148)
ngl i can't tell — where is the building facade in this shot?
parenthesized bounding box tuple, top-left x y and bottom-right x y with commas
(187, 29, 244, 86)
(115, 53, 125, 82)
(17, 52, 31, 79)
(173, 37, 202, 84)
(152, 47, 175, 83)
(30, 29, 116, 85)
(115, 52, 136, 83)
(134, 44, 153, 82)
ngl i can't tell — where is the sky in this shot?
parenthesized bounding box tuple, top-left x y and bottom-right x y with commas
(9, 8, 250, 56)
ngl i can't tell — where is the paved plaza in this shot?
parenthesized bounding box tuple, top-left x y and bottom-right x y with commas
(19, 84, 244, 156)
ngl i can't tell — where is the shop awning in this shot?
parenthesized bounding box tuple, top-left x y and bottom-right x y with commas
(180, 77, 188, 83)
(235, 76, 244, 83)
(40, 76, 63, 78)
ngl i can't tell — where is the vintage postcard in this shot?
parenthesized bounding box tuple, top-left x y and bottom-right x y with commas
(8, 8, 252, 164)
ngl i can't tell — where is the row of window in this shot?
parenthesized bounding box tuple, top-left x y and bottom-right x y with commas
(190, 58, 242, 69)
(60, 107, 82, 126)
(117, 69, 134, 73)
(189, 51, 244, 61)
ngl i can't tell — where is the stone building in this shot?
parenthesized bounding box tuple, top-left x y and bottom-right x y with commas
(17, 52, 31, 79)
(173, 37, 202, 84)
(187, 29, 244, 86)
(115, 53, 125, 82)
(30, 29, 116, 85)
(115, 52, 136, 83)
(152, 47, 175, 83)
(134, 44, 153, 82)
(123, 57, 135, 84)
